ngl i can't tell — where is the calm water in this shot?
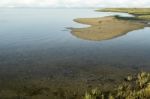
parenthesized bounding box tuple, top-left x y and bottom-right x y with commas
(0, 8, 150, 83)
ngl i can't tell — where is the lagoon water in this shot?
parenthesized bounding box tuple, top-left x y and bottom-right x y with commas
(0, 8, 150, 93)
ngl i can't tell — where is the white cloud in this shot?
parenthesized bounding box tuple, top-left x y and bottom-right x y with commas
(0, 0, 150, 8)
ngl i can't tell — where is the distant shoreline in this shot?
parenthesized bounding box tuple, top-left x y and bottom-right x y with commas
(97, 8, 150, 21)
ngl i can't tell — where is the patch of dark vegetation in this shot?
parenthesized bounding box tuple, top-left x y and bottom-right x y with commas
(21, 85, 49, 96)
(84, 72, 150, 99)
(114, 15, 139, 21)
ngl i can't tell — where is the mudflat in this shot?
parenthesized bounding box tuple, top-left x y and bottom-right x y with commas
(70, 16, 145, 41)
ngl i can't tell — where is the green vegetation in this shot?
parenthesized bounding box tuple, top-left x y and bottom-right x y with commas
(138, 15, 150, 20)
(98, 8, 150, 15)
(98, 8, 150, 20)
(84, 72, 150, 99)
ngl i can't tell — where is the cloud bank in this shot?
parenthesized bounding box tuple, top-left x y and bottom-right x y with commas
(0, 0, 150, 8)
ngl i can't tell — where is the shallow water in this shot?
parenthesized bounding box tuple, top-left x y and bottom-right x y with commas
(0, 8, 150, 97)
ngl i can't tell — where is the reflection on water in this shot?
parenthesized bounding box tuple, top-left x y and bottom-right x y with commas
(0, 8, 150, 98)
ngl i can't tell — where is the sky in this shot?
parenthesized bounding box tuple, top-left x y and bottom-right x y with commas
(0, 0, 150, 8)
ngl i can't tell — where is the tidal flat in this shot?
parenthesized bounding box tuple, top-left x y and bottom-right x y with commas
(70, 8, 150, 41)
(0, 8, 150, 99)
(70, 16, 145, 41)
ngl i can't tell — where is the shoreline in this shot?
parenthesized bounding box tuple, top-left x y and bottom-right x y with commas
(70, 8, 150, 41)
(70, 14, 149, 41)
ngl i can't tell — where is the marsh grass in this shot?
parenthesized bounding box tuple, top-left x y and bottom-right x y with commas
(84, 72, 150, 99)
(98, 8, 150, 15)
(98, 8, 150, 21)
(137, 15, 150, 20)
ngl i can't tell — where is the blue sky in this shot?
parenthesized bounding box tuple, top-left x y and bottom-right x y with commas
(0, 0, 150, 8)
